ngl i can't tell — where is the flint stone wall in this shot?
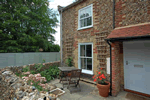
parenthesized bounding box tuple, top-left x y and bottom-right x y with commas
(0, 68, 57, 100)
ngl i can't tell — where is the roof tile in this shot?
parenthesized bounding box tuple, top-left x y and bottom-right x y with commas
(107, 23, 150, 39)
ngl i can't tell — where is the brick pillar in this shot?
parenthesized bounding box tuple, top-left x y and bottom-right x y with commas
(111, 42, 121, 96)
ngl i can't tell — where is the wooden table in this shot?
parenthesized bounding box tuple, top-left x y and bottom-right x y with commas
(58, 67, 77, 83)
(58, 67, 77, 72)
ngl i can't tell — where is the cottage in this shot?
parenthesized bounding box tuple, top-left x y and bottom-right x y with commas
(58, 0, 150, 97)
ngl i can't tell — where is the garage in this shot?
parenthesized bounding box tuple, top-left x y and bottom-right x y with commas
(123, 40, 150, 95)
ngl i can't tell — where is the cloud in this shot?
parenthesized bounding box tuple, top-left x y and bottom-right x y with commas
(53, 24, 60, 45)
(49, 0, 75, 9)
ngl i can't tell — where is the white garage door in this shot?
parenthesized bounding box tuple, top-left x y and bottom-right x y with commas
(123, 40, 150, 95)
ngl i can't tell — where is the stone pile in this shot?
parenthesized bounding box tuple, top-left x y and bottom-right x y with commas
(0, 68, 58, 100)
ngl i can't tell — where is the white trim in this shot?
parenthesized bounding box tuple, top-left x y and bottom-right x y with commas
(78, 43, 93, 75)
(82, 69, 93, 75)
(78, 4, 93, 30)
(106, 57, 110, 74)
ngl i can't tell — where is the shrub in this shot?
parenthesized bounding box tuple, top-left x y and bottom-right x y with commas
(66, 57, 73, 67)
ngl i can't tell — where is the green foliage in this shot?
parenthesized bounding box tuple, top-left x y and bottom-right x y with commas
(43, 43, 60, 52)
(0, 0, 58, 53)
(66, 57, 73, 67)
(40, 66, 59, 82)
(15, 72, 20, 77)
(15, 72, 27, 77)
(42, 59, 46, 63)
(28, 80, 43, 91)
(21, 59, 59, 82)
(22, 66, 30, 72)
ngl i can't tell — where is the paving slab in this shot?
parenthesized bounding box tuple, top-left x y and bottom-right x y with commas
(50, 79, 150, 100)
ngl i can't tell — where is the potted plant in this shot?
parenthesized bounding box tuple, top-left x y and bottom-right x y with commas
(92, 68, 110, 97)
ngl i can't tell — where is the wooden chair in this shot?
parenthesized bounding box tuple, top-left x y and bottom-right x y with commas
(59, 71, 68, 81)
(67, 69, 82, 93)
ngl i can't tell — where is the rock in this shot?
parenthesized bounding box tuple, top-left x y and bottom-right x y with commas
(32, 86, 36, 90)
(2, 71, 12, 75)
(30, 94, 36, 100)
(9, 77, 18, 84)
(20, 86, 25, 91)
(0, 69, 61, 100)
(16, 90, 25, 98)
(48, 84, 57, 91)
(22, 96, 29, 100)
(40, 94, 45, 98)
(11, 82, 22, 89)
(29, 92, 35, 96)
(38, 98, 43, 100)
(13, 97, 17, 100)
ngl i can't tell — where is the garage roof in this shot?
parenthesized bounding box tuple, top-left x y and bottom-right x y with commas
(107, 23, 150, 41)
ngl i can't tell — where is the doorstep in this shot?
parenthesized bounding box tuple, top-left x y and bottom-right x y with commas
(80, 78, 96, 85)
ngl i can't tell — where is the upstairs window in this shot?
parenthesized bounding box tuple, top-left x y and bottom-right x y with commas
(78, 4, 93, 30)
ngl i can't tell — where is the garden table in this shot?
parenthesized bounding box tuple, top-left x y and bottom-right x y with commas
(58, 67, 77, 83)
(58, 67, 77, 72)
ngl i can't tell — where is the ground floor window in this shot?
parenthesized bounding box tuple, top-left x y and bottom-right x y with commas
(78, 43, 93, 74)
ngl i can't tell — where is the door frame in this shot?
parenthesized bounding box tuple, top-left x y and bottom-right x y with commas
(78, 42, 93, 75)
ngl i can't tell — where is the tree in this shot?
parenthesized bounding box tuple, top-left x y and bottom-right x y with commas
(0, 0, 58, 52)
(43, 43, 60, 52)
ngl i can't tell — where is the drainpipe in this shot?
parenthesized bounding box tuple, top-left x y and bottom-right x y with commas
(107, 40, 112, 96)
(59, 7, 63, 66)
(107, 0, 115, 96)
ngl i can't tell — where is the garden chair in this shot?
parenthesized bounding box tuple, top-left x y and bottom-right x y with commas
(59, 71, 70, 88)
(67, 69, 82, 93)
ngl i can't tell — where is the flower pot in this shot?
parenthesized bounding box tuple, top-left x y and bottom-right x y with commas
(97, 81, 110, 97)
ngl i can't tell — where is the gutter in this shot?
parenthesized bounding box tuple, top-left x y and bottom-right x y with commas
(62, 0, 84, 12)
(106, 35, 150, 42)
(58, 0, 84, 12)
(106, 40, 112, 96)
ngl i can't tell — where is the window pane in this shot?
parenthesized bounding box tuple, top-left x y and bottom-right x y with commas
(87, 17, 92, 26)
(80, 10, 83, 18)
(87, 58, 92, 70)
(80, 19, 84, 28)
(86, 7, 91, 16)
(81, 58, 86, 69)
(86, 45, 92, 57)
(84, 18, 87, 27)
(80, 45, 85, 56)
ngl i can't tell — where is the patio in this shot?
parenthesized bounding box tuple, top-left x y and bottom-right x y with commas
(50, 79, 149, 100)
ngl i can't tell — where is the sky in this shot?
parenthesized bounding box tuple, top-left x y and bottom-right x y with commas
(49, 0, 76, 45)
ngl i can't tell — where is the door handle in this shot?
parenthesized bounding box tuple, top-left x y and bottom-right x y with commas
(126, 61, 128, 65)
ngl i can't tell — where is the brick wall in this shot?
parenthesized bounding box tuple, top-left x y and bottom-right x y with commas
(115, 0, 150, 28)
(111, 42, 122, 96)
(62, 0, 113, 76)
(61, 0, 150, 96)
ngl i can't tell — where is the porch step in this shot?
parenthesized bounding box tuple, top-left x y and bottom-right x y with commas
(80, 78, 96, 85)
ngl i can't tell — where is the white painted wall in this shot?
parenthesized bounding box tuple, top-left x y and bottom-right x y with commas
(123, 40, 150, 94)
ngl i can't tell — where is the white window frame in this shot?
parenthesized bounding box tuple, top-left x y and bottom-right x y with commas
(78, 4, 93, 30)
(78, 43, 93, 75)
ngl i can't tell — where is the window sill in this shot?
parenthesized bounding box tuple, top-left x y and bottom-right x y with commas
(77, 25, 93, 31)
(81, 69, 93, 75)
